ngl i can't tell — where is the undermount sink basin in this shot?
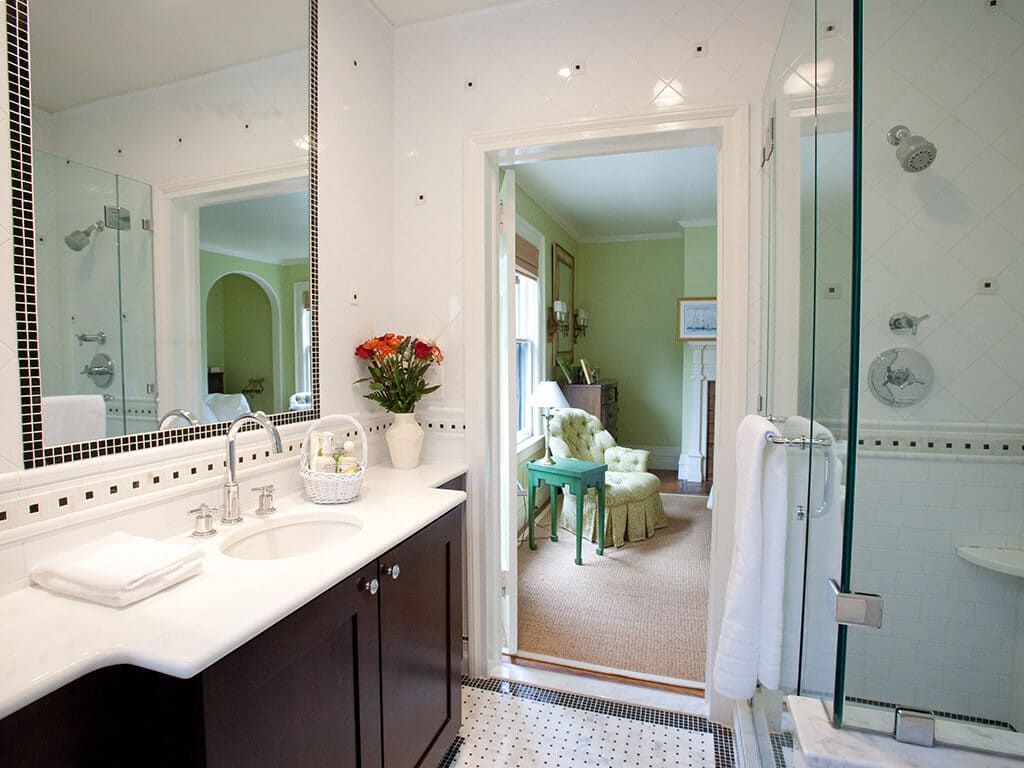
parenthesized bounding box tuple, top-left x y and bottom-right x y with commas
(221, 516, 363, 560)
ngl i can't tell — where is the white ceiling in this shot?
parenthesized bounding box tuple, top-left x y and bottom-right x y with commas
(370, 0, 520, 26)
(200, 190, 309, 265)
(513, 147, 718, 241)
(29, 0, 307, 112)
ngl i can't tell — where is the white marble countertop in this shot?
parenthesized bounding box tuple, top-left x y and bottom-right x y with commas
(789, 696, 1024, 767)
(0, 462, 467, 719)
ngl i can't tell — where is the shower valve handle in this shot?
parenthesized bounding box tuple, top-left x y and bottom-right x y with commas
(889, 312, 929, 335)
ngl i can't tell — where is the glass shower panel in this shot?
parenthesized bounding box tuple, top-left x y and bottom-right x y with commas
(755, 0, 821, 761)
(35, 153, 123, 443)
(114, 174, 158, 435)
(840, 0, 1024, 754)
(34, 152, 157, 443)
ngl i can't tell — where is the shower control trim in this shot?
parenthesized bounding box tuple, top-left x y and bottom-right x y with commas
(889, 312, 929, 335)
(75, 331, 107, 345)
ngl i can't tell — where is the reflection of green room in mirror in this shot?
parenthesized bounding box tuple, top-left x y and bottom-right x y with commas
(199, 189, 311, 421)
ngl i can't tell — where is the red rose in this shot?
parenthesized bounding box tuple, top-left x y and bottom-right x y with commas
(355, 344, 371, 359)
(414, 340, 431, 359)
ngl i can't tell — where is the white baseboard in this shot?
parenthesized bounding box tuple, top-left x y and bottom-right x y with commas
(678, 452, 704, 481)
(636, 445, 681, 471)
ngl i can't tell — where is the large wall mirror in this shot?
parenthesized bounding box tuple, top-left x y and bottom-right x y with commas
(8, 0, 319, 467)
(551, 243, 574, 369)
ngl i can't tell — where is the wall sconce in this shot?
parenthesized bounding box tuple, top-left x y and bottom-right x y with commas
(548, 300, 569, 337)
(573, 308, 588, 340)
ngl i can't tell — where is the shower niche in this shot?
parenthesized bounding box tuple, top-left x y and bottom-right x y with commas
(34, 152, 158, 444)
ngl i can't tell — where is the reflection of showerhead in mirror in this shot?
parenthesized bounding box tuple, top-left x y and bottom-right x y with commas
(64, 221, 103, 252)
(886, 125, 937, 172)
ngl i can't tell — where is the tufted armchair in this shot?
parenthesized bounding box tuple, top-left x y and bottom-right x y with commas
(548, 408, 667, 547)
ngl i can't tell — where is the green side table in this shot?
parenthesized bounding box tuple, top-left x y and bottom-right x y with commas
(527, 457, 607, 565)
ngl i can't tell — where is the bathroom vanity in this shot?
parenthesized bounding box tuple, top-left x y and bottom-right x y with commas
(0, 470, 465, 768)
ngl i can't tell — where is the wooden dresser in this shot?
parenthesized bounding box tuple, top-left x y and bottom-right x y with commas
(560, 380, 619, 439)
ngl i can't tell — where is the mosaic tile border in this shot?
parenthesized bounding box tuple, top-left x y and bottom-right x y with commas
(4, 0, 320, 468)
(846, 696, 1017, 732)
(460, 676, 736, 767)
(854, 431, 1024, 459)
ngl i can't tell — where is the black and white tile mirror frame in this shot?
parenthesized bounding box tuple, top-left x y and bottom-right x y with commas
(4, 0, 320, 468)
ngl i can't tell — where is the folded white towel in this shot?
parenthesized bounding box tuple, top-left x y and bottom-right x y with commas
(30, 532, 203, 608)
(204, 392, 251, 423)
(713, 414, 788, 699)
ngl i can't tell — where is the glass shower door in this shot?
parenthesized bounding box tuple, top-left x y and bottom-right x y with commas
(838, 0, 1024, 756)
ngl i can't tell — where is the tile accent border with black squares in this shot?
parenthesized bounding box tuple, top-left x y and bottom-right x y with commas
(854, 429, 1024, 460)
(458, 676, 737, 767)
(846, 696, 1017, 732)
(3, 0, 320, 468)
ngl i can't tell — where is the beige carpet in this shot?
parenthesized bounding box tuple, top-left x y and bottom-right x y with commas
(517, 494, 711, 683)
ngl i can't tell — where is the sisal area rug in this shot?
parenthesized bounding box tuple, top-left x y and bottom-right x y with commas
(517, 494, 711, 683)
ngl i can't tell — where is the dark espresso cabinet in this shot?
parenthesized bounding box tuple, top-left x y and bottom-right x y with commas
(0, 500, 464, 768)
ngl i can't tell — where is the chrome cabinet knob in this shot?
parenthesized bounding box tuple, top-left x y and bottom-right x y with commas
(360, 577, 380, 596)
(382, 563, 400, 580)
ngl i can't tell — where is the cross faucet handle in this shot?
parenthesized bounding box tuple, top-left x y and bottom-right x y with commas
(189, 503, 220, 538)
(252, 485, 276, 516)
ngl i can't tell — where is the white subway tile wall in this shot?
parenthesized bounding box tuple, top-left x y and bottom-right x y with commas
(846, 454, 1024, 725)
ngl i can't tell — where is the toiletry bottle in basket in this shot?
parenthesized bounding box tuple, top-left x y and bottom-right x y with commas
(335, 441, 358, 473)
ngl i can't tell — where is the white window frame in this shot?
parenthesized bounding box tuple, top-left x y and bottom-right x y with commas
(514, 215, 545, 448)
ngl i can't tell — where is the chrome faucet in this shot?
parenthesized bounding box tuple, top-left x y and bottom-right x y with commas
(158, 408, 200, 430)
(223, 411, 282, 524)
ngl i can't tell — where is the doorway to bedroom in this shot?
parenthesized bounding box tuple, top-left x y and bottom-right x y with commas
(501, 140, 719, 691)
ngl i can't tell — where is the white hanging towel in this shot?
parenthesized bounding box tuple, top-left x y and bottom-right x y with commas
(30, 532, 203, 608)
(41, 394, 106, 445)
(713, 414, 789, 699)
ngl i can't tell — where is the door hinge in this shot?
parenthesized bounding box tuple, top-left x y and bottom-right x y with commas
(498, 199, 504, 227)
(827, 578, 883, 629)
(104, 205, 131, 231)
(500, 569, 510, 597)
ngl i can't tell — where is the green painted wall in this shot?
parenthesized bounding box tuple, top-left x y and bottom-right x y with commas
(514, 184, 579, 379)
(200, 250, 308, 412)
(206, 274, 275, 413)
(574, 238, 684, 447)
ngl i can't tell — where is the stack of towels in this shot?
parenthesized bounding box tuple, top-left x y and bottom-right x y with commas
(30, 532, 203, 608)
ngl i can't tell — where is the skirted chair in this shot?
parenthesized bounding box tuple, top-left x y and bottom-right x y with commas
(548, 408, 667, 547)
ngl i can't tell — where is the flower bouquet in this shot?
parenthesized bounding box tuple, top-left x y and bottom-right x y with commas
(354, 333, 443, 468)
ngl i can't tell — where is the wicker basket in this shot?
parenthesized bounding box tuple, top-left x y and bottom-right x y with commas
(299, 414, 368, 504)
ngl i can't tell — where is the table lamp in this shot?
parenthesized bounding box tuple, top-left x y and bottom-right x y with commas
(527, 380, 569, 464)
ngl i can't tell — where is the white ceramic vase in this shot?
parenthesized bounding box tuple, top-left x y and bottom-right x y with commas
(386, 413, 424, 469)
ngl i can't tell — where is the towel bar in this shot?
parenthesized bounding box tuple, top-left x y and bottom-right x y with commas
(764, 433, 832, 449)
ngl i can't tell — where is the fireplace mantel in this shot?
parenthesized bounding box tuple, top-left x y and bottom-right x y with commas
(679, 341, 716, 482)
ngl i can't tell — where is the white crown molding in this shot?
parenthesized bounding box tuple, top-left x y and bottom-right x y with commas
(578, 231, 684, 244)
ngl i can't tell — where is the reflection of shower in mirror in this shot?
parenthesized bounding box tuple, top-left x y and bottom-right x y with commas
(63, 220, 104, 251)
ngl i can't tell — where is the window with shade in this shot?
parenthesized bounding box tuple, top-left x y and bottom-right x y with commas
(515, 232, 541, 444)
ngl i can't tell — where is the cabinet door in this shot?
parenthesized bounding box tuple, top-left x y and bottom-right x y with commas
(379, 506, 463, 768)
(200, 563, 382, 768)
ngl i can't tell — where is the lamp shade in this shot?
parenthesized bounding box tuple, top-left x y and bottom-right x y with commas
(527, 380, 569, 410)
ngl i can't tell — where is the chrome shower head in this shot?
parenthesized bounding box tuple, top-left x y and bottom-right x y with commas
(887, 125, 937, 172)
(63, 221, 102, 251)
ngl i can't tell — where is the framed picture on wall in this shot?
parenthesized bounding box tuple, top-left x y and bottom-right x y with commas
(678, 297, 717, 341)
